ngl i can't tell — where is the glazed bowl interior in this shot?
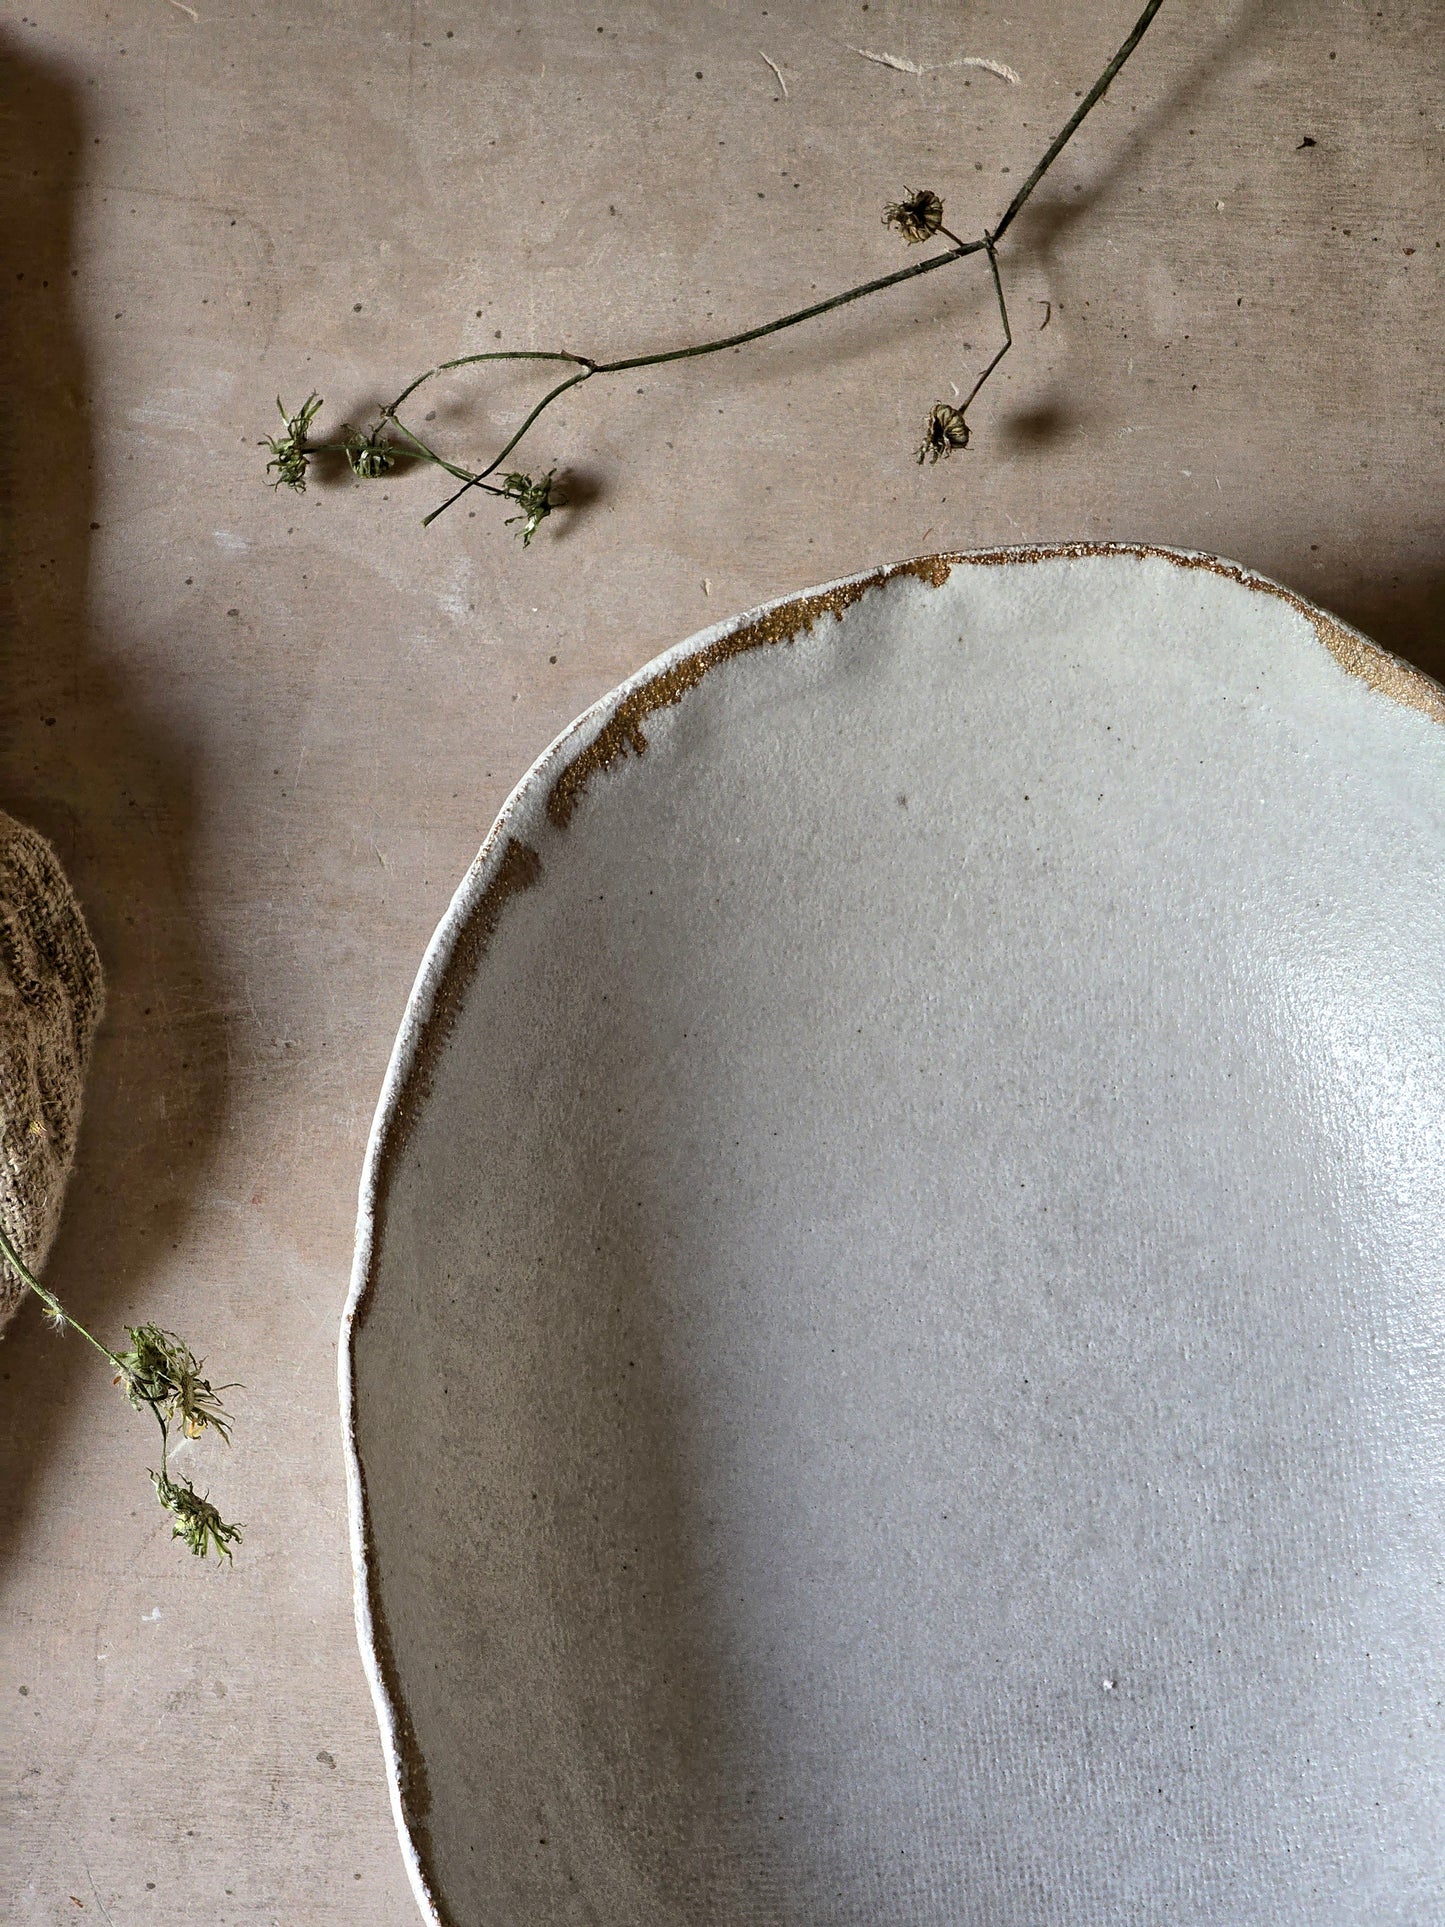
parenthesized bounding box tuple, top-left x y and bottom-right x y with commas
(346, 549, 1445, 1926)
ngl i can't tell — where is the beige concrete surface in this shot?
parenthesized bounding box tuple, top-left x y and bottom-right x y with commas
(1, 2, 1439, 1922)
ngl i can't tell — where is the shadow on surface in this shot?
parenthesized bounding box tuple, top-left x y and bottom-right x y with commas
(999, 394, 1090, 455)
(545, 464, 608, 540)
(1319, 568, 1445, 688)
(0, 36, 226, 1572)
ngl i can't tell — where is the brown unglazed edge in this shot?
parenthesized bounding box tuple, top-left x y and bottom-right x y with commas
(340, 540, 1443, 1927)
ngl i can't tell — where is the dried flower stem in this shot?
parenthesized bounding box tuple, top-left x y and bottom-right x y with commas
(1, 1221, 242, 1560)
(961, 236, 1013, 416)
(268, 0, 1165, 538)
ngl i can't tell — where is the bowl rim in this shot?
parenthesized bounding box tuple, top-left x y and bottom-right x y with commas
(338, 540, 1440, 1927)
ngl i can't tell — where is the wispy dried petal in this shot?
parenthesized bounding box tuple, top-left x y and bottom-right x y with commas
(917, 401, 970, 463)
(499, 469, 557, 546)
(119, 1324, 236, 1443)
(152, 1471, 243, 1561)
(265, 393, 323, 492)
(884, 188, 945, 245)
(344, 424, 396, 479)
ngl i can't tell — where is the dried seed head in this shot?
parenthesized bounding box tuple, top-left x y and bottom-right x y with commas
(119, 1324, 236, 1443)
(917, 401, 970, 464)
(152, 1471, 243, 1561)
(264, 393, 323, 492)
(884, 188, 944, 245)
(499, 469, 557, 546)
(344, 424, 396, 479)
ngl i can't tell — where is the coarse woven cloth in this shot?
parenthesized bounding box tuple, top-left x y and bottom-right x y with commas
(0, 808, 103, 1333)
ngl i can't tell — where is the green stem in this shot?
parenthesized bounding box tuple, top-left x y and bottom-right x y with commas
(992, 0, 1168, 243)
(421, 367, 595, 525)
(960, 236, 1013, 414)
(590, 241, 982, 375)
(383, 412, 501, 487)
(2, 1221, 176, 1458)
(388, 349, 594, 417)
(0, 1219, 127, 1372)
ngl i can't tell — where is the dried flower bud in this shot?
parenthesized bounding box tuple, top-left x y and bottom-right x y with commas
(119, 1324, 236, 1443)
(884, 188, 945, 245)
(345, 425, 396, 480)
(917, 401, 970, 464)
(499, 469, 557, 546)
(152, 1471, 243, 1561)
(264, 393, 323, 492)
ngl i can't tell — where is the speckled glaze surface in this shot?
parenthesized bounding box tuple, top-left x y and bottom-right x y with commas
(342, 547, 1445, 1927)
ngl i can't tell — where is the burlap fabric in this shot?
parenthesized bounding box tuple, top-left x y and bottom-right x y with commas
(0, 809, 104, 1334)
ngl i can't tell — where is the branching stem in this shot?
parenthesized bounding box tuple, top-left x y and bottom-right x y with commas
(276, 0, 1166, 532)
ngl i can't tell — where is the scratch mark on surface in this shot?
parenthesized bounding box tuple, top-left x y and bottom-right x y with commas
(849, 46, 1020, 83)
(949, 54, 1021, 83)
(83, 1865, 115, 1926)
(1038, 299, 1052, 330)
(166, 0, 200, 18)
(759, 52, 788, 97)
(849, 46, 928, 74)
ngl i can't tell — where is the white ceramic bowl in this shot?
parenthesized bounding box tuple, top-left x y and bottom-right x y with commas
(343, 546, 1445, 1926)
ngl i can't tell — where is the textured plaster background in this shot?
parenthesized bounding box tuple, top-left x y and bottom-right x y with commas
(1, 1, 1440, 1921)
